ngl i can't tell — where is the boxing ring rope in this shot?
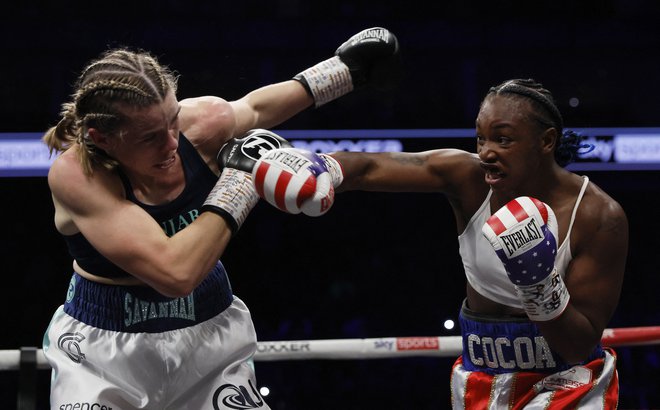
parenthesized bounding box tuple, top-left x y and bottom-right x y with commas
(3, 326, 660, 410)
(1, 326, 659, 371)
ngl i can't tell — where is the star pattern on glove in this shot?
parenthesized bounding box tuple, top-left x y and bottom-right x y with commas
(503, 232, 557, 283)
(484, 196, 560, 288)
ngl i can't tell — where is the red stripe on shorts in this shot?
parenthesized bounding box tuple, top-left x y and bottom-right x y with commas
(510, 372, 546, 410)
(464, 371, 494, 409)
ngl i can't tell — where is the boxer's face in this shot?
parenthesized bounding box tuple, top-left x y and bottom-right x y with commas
(476, 95, 545, 195)
(97, 91, 182, 180)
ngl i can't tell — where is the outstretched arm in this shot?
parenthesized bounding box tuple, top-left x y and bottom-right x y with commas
(250, 145, 488, 225)
(181, 27, 401, 162)
(331, 149, 478, 194)
(231, 27, 401, 138)
(230, 81, 313, 136)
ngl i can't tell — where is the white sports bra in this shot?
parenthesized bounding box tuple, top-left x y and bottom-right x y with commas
(457, 176, 589, 308)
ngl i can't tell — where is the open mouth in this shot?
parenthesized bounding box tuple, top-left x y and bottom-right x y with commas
(156, 155, 176, 169)
(480, 163, 504, 184)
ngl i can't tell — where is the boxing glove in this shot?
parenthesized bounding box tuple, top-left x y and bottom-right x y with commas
(201, 129, 291, 232)
(252, 148, 341, 216)
(294, 27, 400, 107)
(482, 196, 570, 321)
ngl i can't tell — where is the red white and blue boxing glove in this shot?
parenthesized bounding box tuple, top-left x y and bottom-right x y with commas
(482, 196, 570, 321)
(252, 148, 344, 216)
(201, 129, 291, 233)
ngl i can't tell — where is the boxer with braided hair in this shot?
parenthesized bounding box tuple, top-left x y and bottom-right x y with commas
(487, 78, 594, 167)
(42, 27, 399, 410)
(259, 78, 627, 409)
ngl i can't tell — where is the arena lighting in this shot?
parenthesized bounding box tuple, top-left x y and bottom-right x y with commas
(2, 128, 660, 176)
(259, 387, 270, 397)
(443, 319, 455, 330)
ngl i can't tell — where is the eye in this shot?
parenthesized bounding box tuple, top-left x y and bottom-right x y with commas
(139, 131, 164, 145)
(143, 133, 158, 142)
(498, 136, 512, 145)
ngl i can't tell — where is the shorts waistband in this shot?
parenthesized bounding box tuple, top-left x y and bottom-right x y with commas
(459, 300, 603, 374)
(63, 262, 233, 333)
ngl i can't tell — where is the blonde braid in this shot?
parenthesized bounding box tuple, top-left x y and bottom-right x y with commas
(42, 47, 178, 175)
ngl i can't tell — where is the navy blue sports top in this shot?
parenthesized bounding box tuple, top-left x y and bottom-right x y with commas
(62, 134, 218, 279)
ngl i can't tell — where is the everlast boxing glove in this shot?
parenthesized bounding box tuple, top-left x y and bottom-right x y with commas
(482, 196, 570, 321)
(201, 129, 291, 232)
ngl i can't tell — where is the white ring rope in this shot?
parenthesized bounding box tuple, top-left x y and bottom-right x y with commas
(1, 326, 658, 371)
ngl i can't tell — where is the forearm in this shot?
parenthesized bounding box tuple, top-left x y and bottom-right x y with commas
(235, 27, 399, 136)
(126, 137, 266, 296)
(171, 212, 232, 275)
(235, 81, 313, 132)
(537, 269, 621, 363)
(127, 212, 232, 298)
(328, 151, 436, 193)
(327, 151, 373, 192)
(163, 129, 288, 295)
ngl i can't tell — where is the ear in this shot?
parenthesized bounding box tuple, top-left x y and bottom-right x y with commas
(87, 128, 113, 151)
(540, 127, 558, 155)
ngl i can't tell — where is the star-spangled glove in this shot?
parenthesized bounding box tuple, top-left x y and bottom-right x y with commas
(482, 196, 570, 321)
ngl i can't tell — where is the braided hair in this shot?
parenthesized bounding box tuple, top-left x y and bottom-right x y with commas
(43, 48, 178, 174)
(486, 79, 592, 167)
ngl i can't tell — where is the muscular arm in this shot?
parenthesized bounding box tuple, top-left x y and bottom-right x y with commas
(49, 152, 231, 298)
(230, 80, 313, 136)
(331, 149, 489, 232)
(178, 81, 313, 165)
(332, 149, 479, 194)
(536, 193, 628, 363)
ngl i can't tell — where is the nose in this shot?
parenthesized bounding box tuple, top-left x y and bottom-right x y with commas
(165, 129, 179, 151)
(478, 140, 497, 162)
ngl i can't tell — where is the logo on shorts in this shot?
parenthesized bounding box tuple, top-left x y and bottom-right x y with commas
(212, 380, 265, 409)
(57, 332, 86, 363)
(536, 366, 593, 391)
(65, 275, 76, 303)
(58, 401, 113, 410)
